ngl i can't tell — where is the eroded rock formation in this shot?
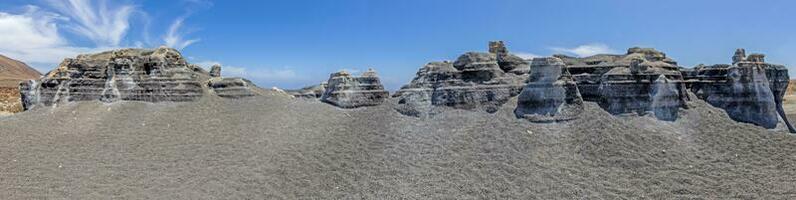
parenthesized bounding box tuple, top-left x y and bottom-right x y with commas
(556, 47, 689, 121)
(287, 82, 327, 98)
(685, 49, 795, 132)
(321, 69, 389, 108)
(514, 57, 583, 122)
(393, 41, 530, 116)
(20, 47, 259, 109)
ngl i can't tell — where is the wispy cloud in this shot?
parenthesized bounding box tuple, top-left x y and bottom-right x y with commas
(0, 6, 110, 71)
(0, 0, 209, 72)
(164, 17, 200, 50)
(552, 43, 618, 57)
(45, 0, 134, 46)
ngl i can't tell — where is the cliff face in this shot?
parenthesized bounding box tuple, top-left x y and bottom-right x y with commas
(0, 55, 41, 114)
(19, 47, 259, 110)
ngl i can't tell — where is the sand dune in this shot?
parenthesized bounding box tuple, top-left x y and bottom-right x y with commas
(1, 91, 795, 199)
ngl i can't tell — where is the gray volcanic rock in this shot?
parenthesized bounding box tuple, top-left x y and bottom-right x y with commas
(21, 47, 207, 109)
(208, 77, 259, 98)
(394, 41, 530, 117)
(321, 69, 389, 108)
(557, 47, 688, 121)
(209, 64, 222, 77)
(514, 57, 583, 122)
(686, 49, 795, 132)
(287, 82, 327, 98)
(19, 47, 260, 109)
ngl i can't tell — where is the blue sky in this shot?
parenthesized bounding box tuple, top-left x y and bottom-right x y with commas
(1, 0, 795, 90)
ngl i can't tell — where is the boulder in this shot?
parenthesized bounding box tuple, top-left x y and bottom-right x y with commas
(515, 57, 584, 122)
(321, 69, 390, 108)
(209, 64, 222, 77)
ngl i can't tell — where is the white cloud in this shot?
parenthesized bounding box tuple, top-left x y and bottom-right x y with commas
(513, 52, 541, 60)
(164, 17, 200, 50)
(45, 0, 134, 46)
(0, 1, 208, 72)
(0, 6, 108, 65)
(552, 43, 619, 57)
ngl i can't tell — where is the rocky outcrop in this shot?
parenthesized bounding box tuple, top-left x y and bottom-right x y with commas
(208, 77, 259, 98)
(287, 82, 327, 98)
(321, 69, 389, 108)
(0, 55, 40, 114)
(557, 47, 689, 121)
(514, 57, 583, 122)
(685, 49, 795, 132)
(393, 41, 530, 116)
(20, 47, 259, 110)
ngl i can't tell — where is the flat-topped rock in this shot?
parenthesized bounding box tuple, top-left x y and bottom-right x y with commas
(685, 49, 795, 132)
(394, 41, 530, 117)
(321, 69, 389, 108)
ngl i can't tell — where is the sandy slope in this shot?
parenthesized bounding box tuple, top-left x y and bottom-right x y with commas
(1, 92, 795, 199)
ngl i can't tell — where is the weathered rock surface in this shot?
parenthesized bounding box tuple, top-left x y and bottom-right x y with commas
(393, 41, 530, 117)
(321, 69, 389, 108)
(514, 57, 583, 122)
(287, 82, 327, 98)
(685, 49, 795, 132)
(0, 55, 41, 114)
(557, 47, 689, 121)
(20, 47, 259, 110)
(208, 77, 260, 98)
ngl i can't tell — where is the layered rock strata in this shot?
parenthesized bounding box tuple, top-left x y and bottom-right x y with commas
(685, 49, 795, 132)
(393, 41, 530, 116)
(20, 47, 258, 109)
(514, 57, 583, 122)
(287, 82, 327, 98)
(557, 47, 689, 121)
(321, 69, 389, 108)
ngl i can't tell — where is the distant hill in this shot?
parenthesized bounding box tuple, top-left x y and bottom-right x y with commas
(0, 54, 41, 87)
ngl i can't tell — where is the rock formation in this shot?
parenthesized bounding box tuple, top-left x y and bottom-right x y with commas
(0, 55, 40, 114)
(20, 47, 259, 110)
(321, 69, 389, 108)
(209, 64, 222, 77)
(393, 41, 530, 116)
(514, 57, 583, 122)
(684, 49, 795, 132)
(556, 47, 689, 121)
(208, 77, 260, 98)
(287, 82, 327, 98)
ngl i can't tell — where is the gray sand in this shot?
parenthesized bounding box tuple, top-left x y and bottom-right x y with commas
(1, 92, 795, 199)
